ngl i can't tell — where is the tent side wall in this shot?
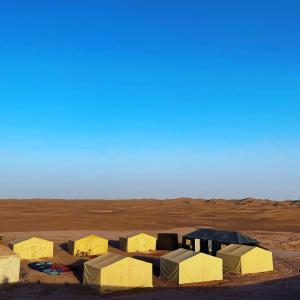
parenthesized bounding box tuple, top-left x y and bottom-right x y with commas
(119, 237, 128, 252)
(217, 252, 241, 273)
(160, 258, 179, 283)
(124, 237, 136, 252)
(241, 248, 273, 275)
(0, 255, 20, 283)
(68, 240, 75, 255)
(83, 264, 101, 290)
(100, 257, 153, 293)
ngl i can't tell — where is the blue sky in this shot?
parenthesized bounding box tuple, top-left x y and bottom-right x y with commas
(0, 1, 299, 199)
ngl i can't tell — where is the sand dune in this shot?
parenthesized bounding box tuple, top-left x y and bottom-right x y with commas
(0, 198, 299, 232)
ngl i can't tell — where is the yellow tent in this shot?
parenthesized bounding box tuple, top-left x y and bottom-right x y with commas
(83, 252, 153, 293)
(119, 233, 156, 253)
(0, 243, 20, 284)
(10, 237, 54, 260)
(160, 248, 223, 284)
(68, 234, 108, 256)
(217, 244, 273, 274)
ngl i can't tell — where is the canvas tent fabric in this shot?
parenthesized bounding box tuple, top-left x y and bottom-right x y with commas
(0, 243, 20, 284)
(10, 237, 54, 260)
(119, 233, 156, 252)
(83, 252, 153, 293)
(217, 244, 273, 274)
(68, 234, 108, 256)
(183, 228, 258, 254)
(157, 233, 178, 250)
(160, 248, 223, 284)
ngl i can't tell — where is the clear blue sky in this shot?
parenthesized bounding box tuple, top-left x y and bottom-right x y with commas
(0, 1, 299, 199)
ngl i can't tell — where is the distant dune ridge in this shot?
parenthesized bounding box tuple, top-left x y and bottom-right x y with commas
(0, 198, 299, 233)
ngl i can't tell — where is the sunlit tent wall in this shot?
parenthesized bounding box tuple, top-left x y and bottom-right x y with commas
(0, 243, 20, 284)
(68, 235, 108, 256)
(10, 237, 54, 260)
(119, 233, 156, 252)
(157, 233, 178, 250)
(160, 248, 223, 284)
(83, 252, 153, 293)
(182, 228, 258, 255)
(217, 244, 273, 274)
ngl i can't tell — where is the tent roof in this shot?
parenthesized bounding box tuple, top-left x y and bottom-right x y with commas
(218, 244, 257, 257)
(119, 232, 155, 239)
(161, 248, 196, 263)
(85, 253, 125, 270)
(184, 228, 258, 245)
(157, 233, 178, 237)
(10, 236, 51, 245)
(69, 234, 107, 242)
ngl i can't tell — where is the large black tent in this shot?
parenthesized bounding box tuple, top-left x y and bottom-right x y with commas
(157, 233, 178, 250)
(182, 228, 258, 256)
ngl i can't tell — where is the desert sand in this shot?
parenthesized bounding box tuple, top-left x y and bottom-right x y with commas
(0, 198, 300, 299)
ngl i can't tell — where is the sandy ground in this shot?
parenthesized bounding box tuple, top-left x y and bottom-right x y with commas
(0, 198, 300, 299)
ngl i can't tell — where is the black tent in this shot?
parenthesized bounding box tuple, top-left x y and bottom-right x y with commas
(182, 228, 258, 255)
(157, 233, 178, 250)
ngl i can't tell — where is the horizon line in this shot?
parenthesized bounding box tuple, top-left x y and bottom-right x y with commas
(0, 197, 298, 202)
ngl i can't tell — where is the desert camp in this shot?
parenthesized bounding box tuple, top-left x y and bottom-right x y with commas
(0, 214, 297, 299)
(0, 227, 276, 293)
(217, 244, 274, 275)
(83, 252, 153, 293)
(9, 237, 54, 260)
(0, 243, 20, 284)
(160, 248, 223, 284)
(119, 232, 157, 252)
(68, 234, 108, 256)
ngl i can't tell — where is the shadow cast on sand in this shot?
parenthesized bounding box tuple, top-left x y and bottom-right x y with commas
(108, 239, 120, 249)
(0, 274, 300, 299)
(67, 259, 87, 283)
(59, 242, 69, 253)
(132, 255, 160, 277)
